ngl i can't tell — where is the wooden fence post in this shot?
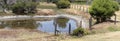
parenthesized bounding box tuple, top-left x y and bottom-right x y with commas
(115, 14, 117, 25)
(87, 8, 89, 13)
(89, 17, 92, 30)
(54, 22, 57, 36)
(83, 7, 84, 12)
(76, 5, 77, 9)
(80, 21, 82, 27)
(69, 23, 71, 35)
(79, 5, 81, 10)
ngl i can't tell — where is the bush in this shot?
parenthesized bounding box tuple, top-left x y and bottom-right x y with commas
(11, 1, 38, 15)
(72, 27, 88, 36)
(89, 0, 119, 23)
(52, 0, 58, 3)
(56, 0, 70, 9)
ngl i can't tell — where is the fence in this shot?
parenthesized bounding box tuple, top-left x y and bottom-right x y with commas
(70, 4, 89, 13)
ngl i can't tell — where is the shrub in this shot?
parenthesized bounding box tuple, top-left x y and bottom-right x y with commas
(89, 0, 119, 23)
(11, 1, 38, 15)
(56, 0, 70, 9)
(72, 27, 88, 37)
(52, 0, 58, 3)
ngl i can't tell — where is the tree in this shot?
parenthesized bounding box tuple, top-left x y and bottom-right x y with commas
(11, 0, 38, 15)
(89, 0, 119, 23)
(0, 0, 9, 13)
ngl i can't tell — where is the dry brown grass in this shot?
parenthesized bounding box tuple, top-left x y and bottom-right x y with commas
(37, 2, 91, 19)
(61, 22, 120, 41)
(36, 9, 56, 15)
(62, 31, 120, 41)
(63, 9, 91, 19)
(0, 29, 60, 41)
(1, 3, 120, 41)
(61, 10, 120, 41)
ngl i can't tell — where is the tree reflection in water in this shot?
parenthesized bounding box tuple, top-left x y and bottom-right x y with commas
(0, 22, 5, 29)
(1, 20, 38, 29)
(55, 17, 69, 28)
(0, 17, 77, 33)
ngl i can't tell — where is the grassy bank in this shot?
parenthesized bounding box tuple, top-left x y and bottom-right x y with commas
(61, 31, 120, 41)
(0, 29, 57, 41)
(61, 10, 120, 41)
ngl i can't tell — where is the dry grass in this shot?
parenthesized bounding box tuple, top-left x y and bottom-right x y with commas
(37, 2, 91, 18)
(111, 11, 120, 21)
(0, 29, 60, 41)
(36, 9, 56, 15)
(63, 9, 90, 19)
(38, 2, 57, 9)
(62, 31, 120, 41)
(61, 10, 120, 41)
(1, 2, 120, 41)
(61, 22, 120, 41)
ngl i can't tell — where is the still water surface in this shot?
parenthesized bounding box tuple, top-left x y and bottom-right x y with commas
(0, 17, 77, 33)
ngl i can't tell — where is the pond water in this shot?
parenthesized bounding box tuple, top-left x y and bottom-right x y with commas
(0, 17, 77, 33)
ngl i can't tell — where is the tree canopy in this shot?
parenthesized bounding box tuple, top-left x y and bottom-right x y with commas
(89, 0, 119, 23)
(11, 0, 38, 15)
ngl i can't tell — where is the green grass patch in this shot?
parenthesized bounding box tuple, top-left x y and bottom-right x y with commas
(108, 26, 120, 32)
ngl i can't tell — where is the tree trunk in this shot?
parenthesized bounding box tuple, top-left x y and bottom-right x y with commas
(96, 18, 100, 24)
(3, 8, 7, 13)
(101, 17, 107, 22)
